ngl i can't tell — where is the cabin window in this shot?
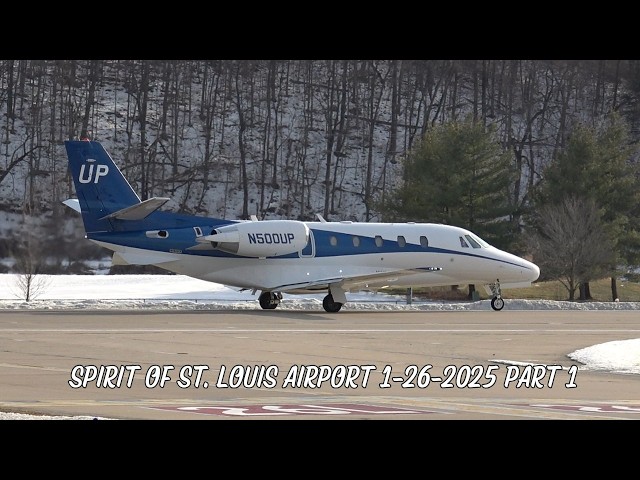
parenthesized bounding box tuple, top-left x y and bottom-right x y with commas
(375, 235, 384, 247)
(397, 235, 406, 247)
(420, 235, 429, 248)
(465, 234, 481, 248)
(352, 236, 360, 247)
(459, 236, 469, 248)
(330, 235, 338, 246)
(193, 227, 203, 237)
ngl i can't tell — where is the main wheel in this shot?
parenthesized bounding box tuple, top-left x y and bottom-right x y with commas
(491, 296, 504, 311)
(259, 291, 279, 310)
(322, 293, 343, 313)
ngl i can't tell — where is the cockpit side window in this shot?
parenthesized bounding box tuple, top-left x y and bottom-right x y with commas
(459, 236, 469, 248)
(420, 235, 428, 248)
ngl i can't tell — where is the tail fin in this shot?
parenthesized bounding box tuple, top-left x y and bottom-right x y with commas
(65, 140, 143, 233)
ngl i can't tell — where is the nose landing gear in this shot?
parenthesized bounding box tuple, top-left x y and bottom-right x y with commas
(488, 281, 504, 311)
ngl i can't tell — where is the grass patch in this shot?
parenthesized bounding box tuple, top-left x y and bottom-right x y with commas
(385, 277, 640, 302)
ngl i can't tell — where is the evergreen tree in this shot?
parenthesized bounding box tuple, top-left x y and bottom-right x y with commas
(382, 118, 516, 251)
(534, 114, 640, 299)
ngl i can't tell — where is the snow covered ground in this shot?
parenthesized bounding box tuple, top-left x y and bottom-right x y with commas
(1, 273, 639, 419)
(3, 273, 640, 311)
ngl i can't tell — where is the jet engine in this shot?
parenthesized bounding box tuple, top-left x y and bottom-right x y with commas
(204, 220, 310, 257)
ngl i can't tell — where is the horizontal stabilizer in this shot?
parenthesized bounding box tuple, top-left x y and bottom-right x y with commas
(62, 198, 81, 213)
(99, 197, 171, 221)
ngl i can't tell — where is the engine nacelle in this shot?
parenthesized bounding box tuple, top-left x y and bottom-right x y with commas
(204, 220, 310, 257)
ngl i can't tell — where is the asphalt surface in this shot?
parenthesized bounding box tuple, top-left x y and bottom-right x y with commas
(1, 308, 639, 420)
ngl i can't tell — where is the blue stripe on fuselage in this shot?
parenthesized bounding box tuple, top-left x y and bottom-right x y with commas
(89, 226, 534, 270)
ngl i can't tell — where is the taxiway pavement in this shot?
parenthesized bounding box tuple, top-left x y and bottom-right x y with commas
(1, 309, 639, 420)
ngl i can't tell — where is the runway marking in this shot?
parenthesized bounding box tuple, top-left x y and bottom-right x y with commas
(382, 397, 635, 420)
(0, 362, 68, 372)
(2, 328, 640, 333)
(145, 398, 640, 419)
(515, 403, 640, 414)
(3, 397, 637, 419)
(148, 403, 440, 417)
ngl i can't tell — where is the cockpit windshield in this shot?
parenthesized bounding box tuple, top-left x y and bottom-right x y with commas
(464, 233, 490, 248)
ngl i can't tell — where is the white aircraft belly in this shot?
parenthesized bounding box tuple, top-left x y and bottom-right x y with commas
(92, 242, 531, 293)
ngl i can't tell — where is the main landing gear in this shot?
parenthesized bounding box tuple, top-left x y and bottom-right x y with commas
(258, 290, 344, 312)
(488, 281, 504, 311)
(258, 291, 281, 310)
(322, 293, 343, 313)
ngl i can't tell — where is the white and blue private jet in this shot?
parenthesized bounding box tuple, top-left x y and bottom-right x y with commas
(63, 140, 540, 312)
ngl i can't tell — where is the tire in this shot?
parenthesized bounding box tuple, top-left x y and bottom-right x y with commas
(322, 293, 343, 313)
(259, 292, 278, 309)
(491, 296, 504, 311)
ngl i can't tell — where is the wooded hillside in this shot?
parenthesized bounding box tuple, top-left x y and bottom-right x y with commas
(1, 60, 638, 273)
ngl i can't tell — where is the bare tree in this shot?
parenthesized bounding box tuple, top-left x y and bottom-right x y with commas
(0, 137, 40, 186)
(80, 60, 102, 138)
(11, 211, 50, 302)
(362, 61, 389, 220)
(13, 267, 50, 302)
(197, 60, 222, 211)
(234, 62, 250, 219)
(527, 196, 614, 300)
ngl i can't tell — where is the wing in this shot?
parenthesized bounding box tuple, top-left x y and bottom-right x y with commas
(272, 266, 443, 294)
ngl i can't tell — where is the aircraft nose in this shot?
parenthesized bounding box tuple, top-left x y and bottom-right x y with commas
(495, 250, 540, 283)
(526, 260, 540, 283)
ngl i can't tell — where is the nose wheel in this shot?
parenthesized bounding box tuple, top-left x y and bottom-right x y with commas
(491, 296, 504, 311)
(488, 280, 504, 311)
